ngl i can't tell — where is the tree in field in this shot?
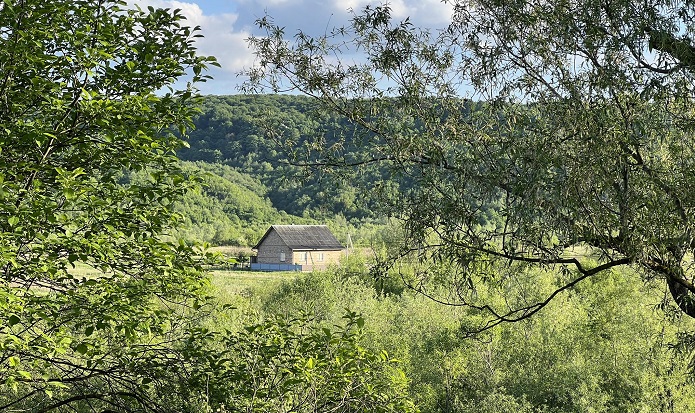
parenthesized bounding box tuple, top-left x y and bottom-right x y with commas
(244, 0, 695, 330)
(0, 0, 219, 410)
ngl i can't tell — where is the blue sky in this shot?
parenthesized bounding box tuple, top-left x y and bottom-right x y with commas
(134, 0, 454, 95)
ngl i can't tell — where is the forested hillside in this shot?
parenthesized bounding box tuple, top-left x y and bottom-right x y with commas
(169, 160, 393, 247)
(179, 94, 396, 221)
(173, 161, 298, 245)
(175, 95, 500, 247)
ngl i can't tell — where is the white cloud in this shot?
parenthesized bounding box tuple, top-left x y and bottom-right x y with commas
(329, 0, 452, 25)
(127, 0, 455, 94)
(130, 0, 255, 74)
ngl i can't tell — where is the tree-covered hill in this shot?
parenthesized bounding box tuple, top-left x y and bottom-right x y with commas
(172, 161, 304, 246)
(175, 95, 502, 247)
(179, 94, 394, 220)
(170, 161, 395, 248)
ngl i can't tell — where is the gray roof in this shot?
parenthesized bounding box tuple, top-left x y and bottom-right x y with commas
(254, 225, 343, 250)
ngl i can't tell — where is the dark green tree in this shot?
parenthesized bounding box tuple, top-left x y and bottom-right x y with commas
(0, 0, 218, 410)
(244, 0, 695, 329)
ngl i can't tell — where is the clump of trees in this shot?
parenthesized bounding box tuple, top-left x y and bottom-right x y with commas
(249, 264, 695, 413)
(185, 311, 416, 412)
(170, 161, 289, 246)
(244, 0, 695, 327)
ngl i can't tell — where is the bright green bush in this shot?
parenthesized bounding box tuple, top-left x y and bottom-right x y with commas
(236, 264, 695, 413)
(183, 311, 418, 412)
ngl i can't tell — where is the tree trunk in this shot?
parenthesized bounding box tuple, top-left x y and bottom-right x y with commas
(667, 275, 695, 318)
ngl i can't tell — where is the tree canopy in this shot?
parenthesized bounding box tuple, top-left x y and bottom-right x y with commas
(179, 94, 393, 220)
(244, 0, 695, 327)
(0, 0, 217, 410)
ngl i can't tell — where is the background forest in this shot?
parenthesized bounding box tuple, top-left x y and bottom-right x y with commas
(172, 94, 398, 247)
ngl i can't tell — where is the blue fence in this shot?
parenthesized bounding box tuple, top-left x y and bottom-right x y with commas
(250, 263, 303, 272)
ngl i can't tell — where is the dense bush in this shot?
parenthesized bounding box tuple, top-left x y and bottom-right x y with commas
(227, 263, 695, 413)
(184, 312, 417, 412)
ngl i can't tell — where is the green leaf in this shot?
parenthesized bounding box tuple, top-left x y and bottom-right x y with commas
(75, 343, 88, 355)
(8, 315, 20, 326)
(64, 187, 76, 200)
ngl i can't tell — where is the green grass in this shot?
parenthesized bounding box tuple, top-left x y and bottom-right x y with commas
(210, 270, 296, 294)
(201, 270, 301, 332)
(68, 262, 105, 278)
(66, 262, 298, 294)
(207, 270, 300, 313)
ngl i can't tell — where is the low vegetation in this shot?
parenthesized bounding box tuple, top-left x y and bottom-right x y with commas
(209, 261, 695, 413)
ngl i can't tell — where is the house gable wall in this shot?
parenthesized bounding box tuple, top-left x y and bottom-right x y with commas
(256, 230, 293, 264)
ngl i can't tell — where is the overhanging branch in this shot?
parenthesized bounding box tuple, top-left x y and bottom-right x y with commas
(394, 241, 631, 335)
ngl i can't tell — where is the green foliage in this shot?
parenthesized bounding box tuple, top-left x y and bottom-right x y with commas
(183, 311, 417, 412)
(235, 264, 695, 413)
(179, 95, 398, 221)
(172, 161, 296, 246)
(0, 0, 219, 410)
(332, 250, 407, 296)
(0, 2, 416, 405)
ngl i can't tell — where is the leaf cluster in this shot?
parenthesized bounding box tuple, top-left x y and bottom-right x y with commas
(0, 0, 219, 410)
(183, 311, 417, 413)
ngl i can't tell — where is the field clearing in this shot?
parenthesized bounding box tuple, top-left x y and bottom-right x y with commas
(65, 263, 298, 293)
(68, 262, 105, 278)
(208, 269, 299, 303)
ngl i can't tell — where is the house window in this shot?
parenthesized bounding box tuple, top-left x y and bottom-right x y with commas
(302, 252, 308, 263)
(280, 252, 286, 262)
(318, 253, 324, 262)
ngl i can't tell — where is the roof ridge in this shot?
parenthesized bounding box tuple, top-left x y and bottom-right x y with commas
(255, 225, 343, 250)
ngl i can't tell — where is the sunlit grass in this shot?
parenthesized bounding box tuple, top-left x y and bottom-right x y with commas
(210, 270, 295, 294)
(68, 262, 104, 278)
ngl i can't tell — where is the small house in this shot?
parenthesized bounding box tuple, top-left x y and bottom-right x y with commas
(252, 225, 344, 272)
